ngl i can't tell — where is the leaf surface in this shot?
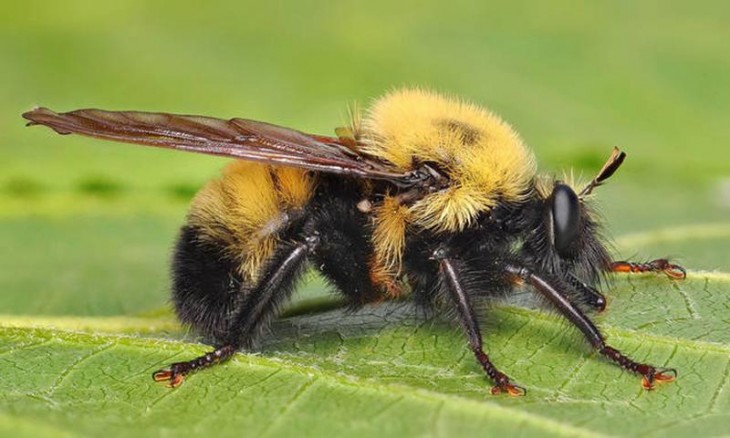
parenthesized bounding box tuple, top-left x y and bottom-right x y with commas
(1, 271, 729, 437)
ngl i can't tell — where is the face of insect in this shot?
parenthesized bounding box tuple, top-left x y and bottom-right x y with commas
(511, 177, 612, 309)
(527, 181, 612, 300)
(524, 147, 628, 291)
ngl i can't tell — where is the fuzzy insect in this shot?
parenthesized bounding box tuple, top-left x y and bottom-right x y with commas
(23, 89, 686, 395)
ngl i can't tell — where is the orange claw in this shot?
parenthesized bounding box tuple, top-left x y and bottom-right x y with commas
(152, 369, 185, 388)
(490, 383, 527, 397)
(152, 369, 172, 382)
(663, 264, 687, 280)
(169, 373, 185, 388)
(641, 377, 652, 390)
(641, 368, 677, 390)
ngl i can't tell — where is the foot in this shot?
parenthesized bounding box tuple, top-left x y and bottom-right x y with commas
(641, 367, 677, 390)
(490, 381, 527, 397)
(152, 367, 186, 388)
(610, 259, 687, 280)
(152, 345, 236, 388)
(474, 350, 527, 397)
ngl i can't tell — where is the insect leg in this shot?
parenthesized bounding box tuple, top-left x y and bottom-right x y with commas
(231, 236, 317, 343)
(567, 273, 607, 311)
(153, 236, 316, 387)
(433, 249, 525, 396)
(152, 345, 237, 387)
(610, 259, 686, 280)
(506, 264, 676, 390)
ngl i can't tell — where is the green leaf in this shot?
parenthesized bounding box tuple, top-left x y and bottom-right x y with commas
(1, 271, 729, 437)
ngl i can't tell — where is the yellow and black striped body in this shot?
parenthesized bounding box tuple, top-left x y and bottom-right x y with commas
(172, 163, 312, 341)
(172, 89, 539, 342)
(25, 88, 685, 393)
(173, 162, 380, 343)
(186, 162, 314, 284)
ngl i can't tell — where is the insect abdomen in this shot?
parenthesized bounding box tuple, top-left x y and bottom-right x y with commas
(171, 162, 314, 341)
(172, 225, 243, 342)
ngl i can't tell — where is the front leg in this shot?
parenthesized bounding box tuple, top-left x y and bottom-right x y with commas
(610, 258, 686, 280)
(570, 259, 686, 313)
(507, 264, 676, 390)
(433, 248, 525, 396)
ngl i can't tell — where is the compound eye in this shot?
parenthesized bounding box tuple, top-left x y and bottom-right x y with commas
(551, 183, 581, 257)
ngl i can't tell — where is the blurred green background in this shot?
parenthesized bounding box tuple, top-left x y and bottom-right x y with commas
(2, 1, 729, 316)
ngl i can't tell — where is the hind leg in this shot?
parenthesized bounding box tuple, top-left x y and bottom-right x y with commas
(154, 232, 317, 387)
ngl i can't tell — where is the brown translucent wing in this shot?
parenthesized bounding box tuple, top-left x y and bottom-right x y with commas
(22, 107, 409, 182)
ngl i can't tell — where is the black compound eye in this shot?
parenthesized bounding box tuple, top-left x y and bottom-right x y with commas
(551, 183, 581, 257)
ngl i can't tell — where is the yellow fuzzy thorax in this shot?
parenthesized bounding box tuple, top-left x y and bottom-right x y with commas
(361, 88, 536, 232)
(187, 162, 314, 281)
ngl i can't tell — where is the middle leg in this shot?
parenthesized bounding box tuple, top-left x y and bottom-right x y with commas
(567, 273, 607, 311)
(433, 248, 525, 396)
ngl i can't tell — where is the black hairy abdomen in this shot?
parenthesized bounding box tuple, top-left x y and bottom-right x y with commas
(171, 226, 242, 343)
(169, 176, 379, 346)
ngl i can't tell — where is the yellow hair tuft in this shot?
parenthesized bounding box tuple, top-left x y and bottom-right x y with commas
(187, 162, 314, 281)
(362, 88, 536, 232)
(371, 195, 411, 276)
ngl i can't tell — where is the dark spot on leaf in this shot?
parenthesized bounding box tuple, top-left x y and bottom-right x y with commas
(5, 177, 45, 197)
(166, 183, 200, 201)
(76, 177, 124, 197)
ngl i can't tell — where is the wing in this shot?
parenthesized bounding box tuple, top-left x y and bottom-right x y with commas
(22, 107, 411, 182)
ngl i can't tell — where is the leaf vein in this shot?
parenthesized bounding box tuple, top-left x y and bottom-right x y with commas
(46, 341, 117, 397)
(260, 376, 318, 438)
